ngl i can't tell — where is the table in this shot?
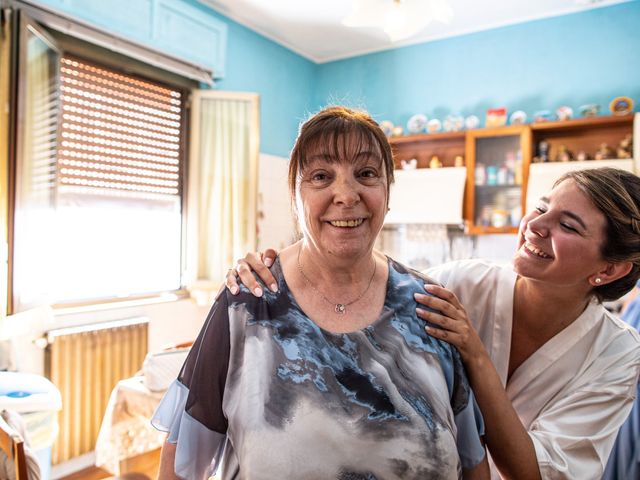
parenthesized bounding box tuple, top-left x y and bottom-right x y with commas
(95, 376, 165, 477)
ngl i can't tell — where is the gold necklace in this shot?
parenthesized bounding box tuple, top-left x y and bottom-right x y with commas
(296, 247, 377, 315)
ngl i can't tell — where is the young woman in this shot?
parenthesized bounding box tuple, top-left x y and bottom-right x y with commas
(227, 167, 640, 480)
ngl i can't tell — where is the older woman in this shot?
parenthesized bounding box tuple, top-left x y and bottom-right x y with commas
(229, 167, 640, 480)
(152, 106, 489, 479)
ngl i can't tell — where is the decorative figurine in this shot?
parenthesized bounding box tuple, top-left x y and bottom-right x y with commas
(555, 145, 573, 162)
(464, 115, 480, 130)
(429, 155, 443, 168)
(407, 114, 427, 134)
(579, 104, 600, 117)
(426, 118, 442, 133)
(594, 143, 613, 160)
(617, 146, 632, 159)
(454, 155, 465, 167)
(391, 125, 404, 137)
(444, 115, 464, 132)
(616, 134, 633, 159)
(536, 141, 550, 163)
(380, 120, 394, 137)
(509, 110, 527, 125)
(533, 110, 554, 123)
(556, 106, 573, 121)
(576, 151, 589, 162)
(400, 158, 418, 170)
(609, 96, 634, 116)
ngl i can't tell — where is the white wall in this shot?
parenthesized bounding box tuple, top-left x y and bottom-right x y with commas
(257, 154, 297, 252)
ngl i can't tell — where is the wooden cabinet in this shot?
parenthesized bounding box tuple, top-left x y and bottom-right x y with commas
(388, 114, 636, 234)
(35, 0, 228, 78)
(465, 125, 531, 234)
(530, 115, 633, 163)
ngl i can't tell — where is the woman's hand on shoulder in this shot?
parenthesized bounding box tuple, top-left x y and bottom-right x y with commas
(225, 249, 279, 297)
(415, 284, 487, 366)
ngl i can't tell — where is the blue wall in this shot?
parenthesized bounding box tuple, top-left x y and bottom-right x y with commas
(314, 1, 640, 130)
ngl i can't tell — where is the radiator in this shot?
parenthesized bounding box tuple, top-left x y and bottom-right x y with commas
(45, 317, 149, 464)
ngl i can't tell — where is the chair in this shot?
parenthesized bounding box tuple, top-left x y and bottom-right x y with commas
(0, 414, 28, 480)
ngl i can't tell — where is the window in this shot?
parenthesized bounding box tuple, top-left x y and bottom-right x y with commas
(12, 20, 188, 312)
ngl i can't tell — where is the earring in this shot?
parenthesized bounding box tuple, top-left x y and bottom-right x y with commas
(595, 278, 602, 285)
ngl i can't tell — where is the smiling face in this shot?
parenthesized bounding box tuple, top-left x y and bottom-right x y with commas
(294, 132, 388, 262)
(513, 179, 609, 289)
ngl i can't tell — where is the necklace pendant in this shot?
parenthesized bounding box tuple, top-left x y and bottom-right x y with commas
(335, 304, 346, 314)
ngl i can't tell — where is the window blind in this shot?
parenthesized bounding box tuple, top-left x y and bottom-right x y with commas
(58, 56, 184, 201)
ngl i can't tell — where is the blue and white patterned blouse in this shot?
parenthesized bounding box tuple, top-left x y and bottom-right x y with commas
(152, 256, 485, 479)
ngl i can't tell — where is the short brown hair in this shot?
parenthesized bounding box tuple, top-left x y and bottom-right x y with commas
(555, 167, 640, 302)
(288, 106, 395, 201)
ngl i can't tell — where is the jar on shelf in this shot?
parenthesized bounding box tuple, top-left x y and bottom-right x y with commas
(491, 209, 509, 228)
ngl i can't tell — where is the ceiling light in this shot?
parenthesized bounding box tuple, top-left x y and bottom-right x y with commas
(343, 0, 453, 42)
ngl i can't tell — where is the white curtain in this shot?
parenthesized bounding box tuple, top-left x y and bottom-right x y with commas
(12, 18, 60, 312)
(188, 92, 259, 285)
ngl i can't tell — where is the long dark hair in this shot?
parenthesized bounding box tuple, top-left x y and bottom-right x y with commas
(555, 167, 640, 302)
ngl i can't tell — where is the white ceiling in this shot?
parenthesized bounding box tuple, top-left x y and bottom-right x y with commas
(199, 0, 630, 63)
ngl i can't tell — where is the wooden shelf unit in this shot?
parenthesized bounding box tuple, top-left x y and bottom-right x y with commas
(388, 114, 636, 234)
(464, 125, 531, 235)
(390, 130, 465, 168)
(530, 114, 633, 164)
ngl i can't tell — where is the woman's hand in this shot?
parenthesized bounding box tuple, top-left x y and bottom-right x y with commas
(415, 284, 487, 366)
(225, 248, 279, 296)
(417, 284, 542, 480)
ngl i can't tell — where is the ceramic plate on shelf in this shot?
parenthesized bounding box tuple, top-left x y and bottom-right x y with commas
(427, 118, 442, 133)
(533, 110, 554, 122)
(556, 106, 573, 121)
(407, 114, 427, 134)
(444, 115, 464, 132)
(610, 96, 633, 115)
(464, 115, 480, 129)
(509, 110, 527, 125)
(579, 104, 600, 117)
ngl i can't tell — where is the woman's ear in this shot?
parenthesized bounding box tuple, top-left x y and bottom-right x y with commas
(589, 261, 633, 286)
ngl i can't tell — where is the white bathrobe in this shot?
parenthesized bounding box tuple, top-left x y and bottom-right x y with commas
(427, 259, 640, 480)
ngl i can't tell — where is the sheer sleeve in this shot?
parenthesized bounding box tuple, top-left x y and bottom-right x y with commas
(420, 262, 486, 469)
(453, 390, 486, 470)
(151, 288, 231, 479)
